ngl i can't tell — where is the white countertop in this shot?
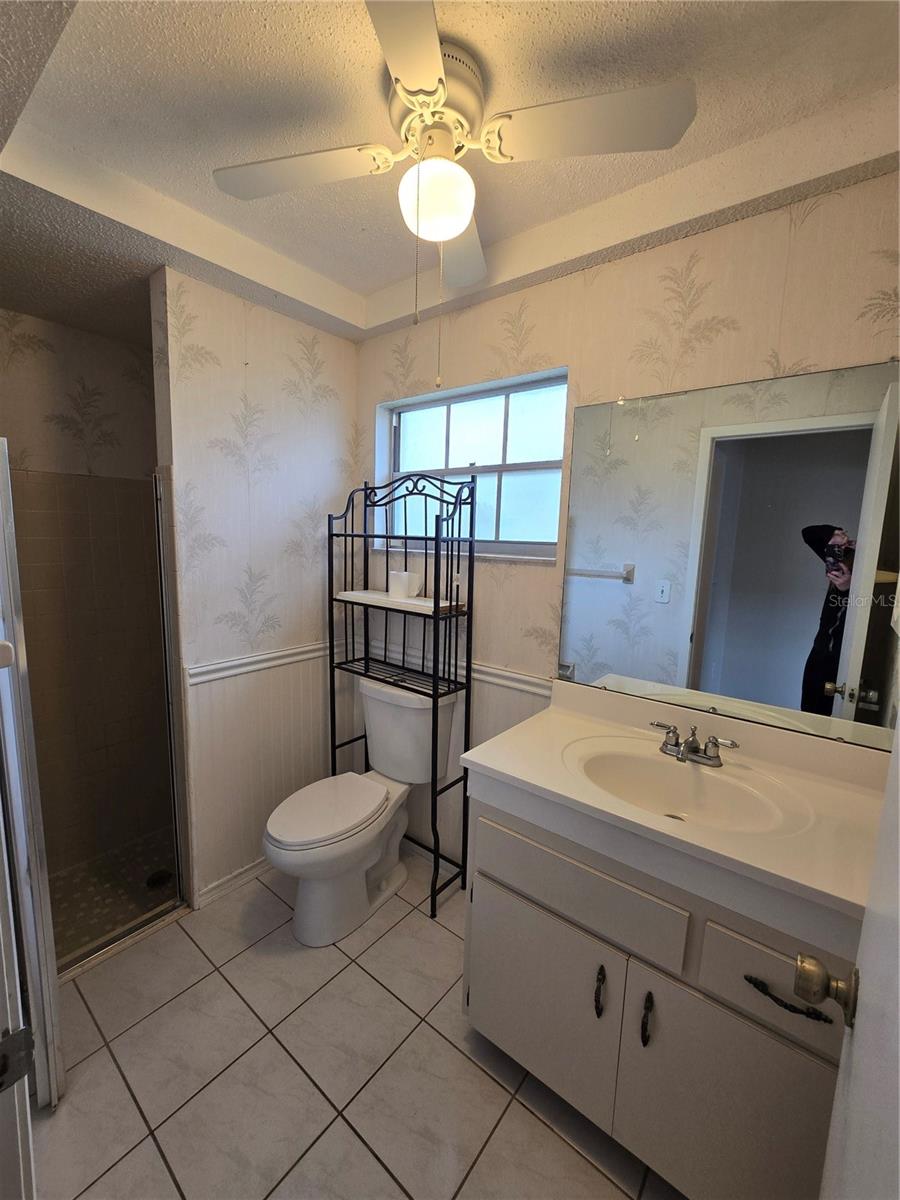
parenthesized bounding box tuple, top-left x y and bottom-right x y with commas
(461, 685, 888, 923)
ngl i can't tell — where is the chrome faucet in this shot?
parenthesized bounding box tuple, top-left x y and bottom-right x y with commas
(650, 722, 739, 767)
(676, 725, 701, 763)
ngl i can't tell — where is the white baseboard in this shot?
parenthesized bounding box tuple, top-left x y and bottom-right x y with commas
(195, 856, 268, 909)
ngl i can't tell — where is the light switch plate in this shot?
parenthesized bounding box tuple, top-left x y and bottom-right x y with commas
(655, 580, 671, 604)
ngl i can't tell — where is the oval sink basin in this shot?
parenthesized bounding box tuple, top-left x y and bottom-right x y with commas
(563, 736, 813, 836)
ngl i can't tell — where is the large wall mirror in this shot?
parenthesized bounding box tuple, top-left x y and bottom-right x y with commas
(560, 362, 899, 750)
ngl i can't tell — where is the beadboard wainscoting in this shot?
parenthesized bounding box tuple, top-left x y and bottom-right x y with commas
(185, 643, 552, 902)
(185, 648, 338, 901)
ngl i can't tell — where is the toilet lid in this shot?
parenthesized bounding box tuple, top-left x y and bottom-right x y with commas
(266, 773, 389, 849)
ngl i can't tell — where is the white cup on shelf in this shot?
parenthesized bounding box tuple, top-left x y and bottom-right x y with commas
(388, 570, 423, 599)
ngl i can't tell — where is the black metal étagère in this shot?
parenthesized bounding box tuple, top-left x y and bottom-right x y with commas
(327, 473, 476, 917)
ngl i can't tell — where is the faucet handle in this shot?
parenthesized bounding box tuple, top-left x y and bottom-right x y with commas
(650, 721, 680, 746)
(705, 734, 740, 751)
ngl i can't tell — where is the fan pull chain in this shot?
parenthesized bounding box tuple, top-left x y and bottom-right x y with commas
(435, 241, 444, 389)
(413, 164, 421, 325)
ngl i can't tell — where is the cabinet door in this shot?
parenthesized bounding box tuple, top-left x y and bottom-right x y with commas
(467, 873, 627, 1131)
(612, 960, 837, 1200)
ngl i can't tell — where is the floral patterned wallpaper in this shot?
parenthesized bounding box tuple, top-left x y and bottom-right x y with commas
(151, 270, 358, 667)
(0, 310, 155, 477)
(150, 172, 898, 680)
(357, 171, 899, 681)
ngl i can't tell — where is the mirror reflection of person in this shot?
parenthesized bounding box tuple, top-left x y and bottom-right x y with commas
(801, 525, 855, 716)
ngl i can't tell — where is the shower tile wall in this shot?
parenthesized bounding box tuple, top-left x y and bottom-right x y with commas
(11, 469, 171, 878)
(1, 309, 176, 965)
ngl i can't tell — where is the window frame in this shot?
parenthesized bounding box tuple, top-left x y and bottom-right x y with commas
(389, 374, 567, 559)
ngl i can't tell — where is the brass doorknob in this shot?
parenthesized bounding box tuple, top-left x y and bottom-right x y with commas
(795, 954, 859, 1028)
(824, 681, 846, 698)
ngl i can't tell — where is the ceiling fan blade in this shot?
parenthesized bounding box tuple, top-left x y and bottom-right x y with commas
(214, 143, 394, 200)
(482, 79, 696, 164)
(442, 219, 487, 289)
(366, 0, 445, 102)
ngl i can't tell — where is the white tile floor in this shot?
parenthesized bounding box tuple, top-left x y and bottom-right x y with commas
(43, 847, 685, 1200)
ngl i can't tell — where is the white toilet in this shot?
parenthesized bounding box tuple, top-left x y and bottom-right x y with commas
(263, 678, 456, 946)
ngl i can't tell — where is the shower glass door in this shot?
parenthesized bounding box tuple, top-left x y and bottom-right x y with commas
(0, 440, 62, 1110)
(5, 444, 181, 974)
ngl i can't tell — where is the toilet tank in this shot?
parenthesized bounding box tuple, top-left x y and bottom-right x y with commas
(359, 678, 457, 785)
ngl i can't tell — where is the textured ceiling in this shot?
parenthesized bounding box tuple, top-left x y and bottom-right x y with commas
(19, 0, 899, 295)
(0, 0, 73, 147)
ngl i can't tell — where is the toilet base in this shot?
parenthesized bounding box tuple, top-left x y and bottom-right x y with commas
(291, 857, 408, 947)
(288, 803, 409, 947)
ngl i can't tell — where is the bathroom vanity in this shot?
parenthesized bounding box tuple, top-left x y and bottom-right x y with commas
(460, 682, 888, 1200)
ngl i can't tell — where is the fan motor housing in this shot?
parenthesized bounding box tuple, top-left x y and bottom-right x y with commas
(389, 42, 485, 154)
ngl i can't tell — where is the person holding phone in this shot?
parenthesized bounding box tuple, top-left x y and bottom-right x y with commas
(800, 525, 855, 715)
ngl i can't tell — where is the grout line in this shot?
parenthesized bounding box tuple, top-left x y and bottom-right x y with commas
(258, 1113, 342, 1200)
(87, 962, 216, 1043)
(326, 1012, 426, 1116)
(336, 1114, 417, 1200)
(416, 898, 465, 942)
(211, 974, 342, 1117)
(515, 1078, 641, 1195)
(153, 1026, 273, 1130)
(317, 971, 465, 1132)
(73, 979, 187, 1200)
(449, 1089, 516, 1200)
(176, 910, 294, 971)
(59, 896, 645, 1200)
(69, 1134, 157, 1200)
(255, 873, 295, 908)
(422, 1015, 524, 1096)
(250, 956, 355, 1033)
(350, 949, 456, 1023)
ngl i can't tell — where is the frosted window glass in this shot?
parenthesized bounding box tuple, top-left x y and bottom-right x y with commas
(392, 495, 426, 538)
(449, 474, 497, 540)
(399, 405, 447, 471)
(506, 384, 567, 463)
(448, 396, 505, 467)
(499, 469, 561, 542)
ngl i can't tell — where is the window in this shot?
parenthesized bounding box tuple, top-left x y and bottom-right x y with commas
(391, 377, 567, 555)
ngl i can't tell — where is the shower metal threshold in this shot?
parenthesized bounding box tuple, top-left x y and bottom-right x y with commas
(56, 900, 189, 984)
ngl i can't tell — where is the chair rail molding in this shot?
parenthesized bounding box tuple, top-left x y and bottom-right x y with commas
(186, 639, 555, 698)
(185, 641, 330, 686)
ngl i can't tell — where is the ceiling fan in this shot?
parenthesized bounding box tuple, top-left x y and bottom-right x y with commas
(213, 1, 697, 288)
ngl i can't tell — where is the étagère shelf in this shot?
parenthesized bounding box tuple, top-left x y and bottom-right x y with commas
(327, 473, 476, 917)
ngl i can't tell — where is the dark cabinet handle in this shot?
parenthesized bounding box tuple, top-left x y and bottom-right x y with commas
(743, 974, 834, 1024)
(594, 965, 606, 1018)
(640, 991, 654, 1046)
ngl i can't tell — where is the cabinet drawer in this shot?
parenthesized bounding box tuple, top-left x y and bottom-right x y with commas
(468, 873, 627, 1132)
(474, 817, 689, 974)
(699, 922, 845, 1061)
(613, 960, 837, 1200)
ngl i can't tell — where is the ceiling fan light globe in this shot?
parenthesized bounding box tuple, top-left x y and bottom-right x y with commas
(398, 157, 475, 243)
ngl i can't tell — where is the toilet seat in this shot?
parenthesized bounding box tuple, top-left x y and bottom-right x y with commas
(265, 773, 389, 850)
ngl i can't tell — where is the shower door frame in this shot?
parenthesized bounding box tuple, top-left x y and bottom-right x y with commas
(0, 441, 63, 1109)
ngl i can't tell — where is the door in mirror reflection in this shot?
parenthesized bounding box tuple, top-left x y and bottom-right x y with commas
(560, 362, 898, 748)
(689, 426, 872, 716)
